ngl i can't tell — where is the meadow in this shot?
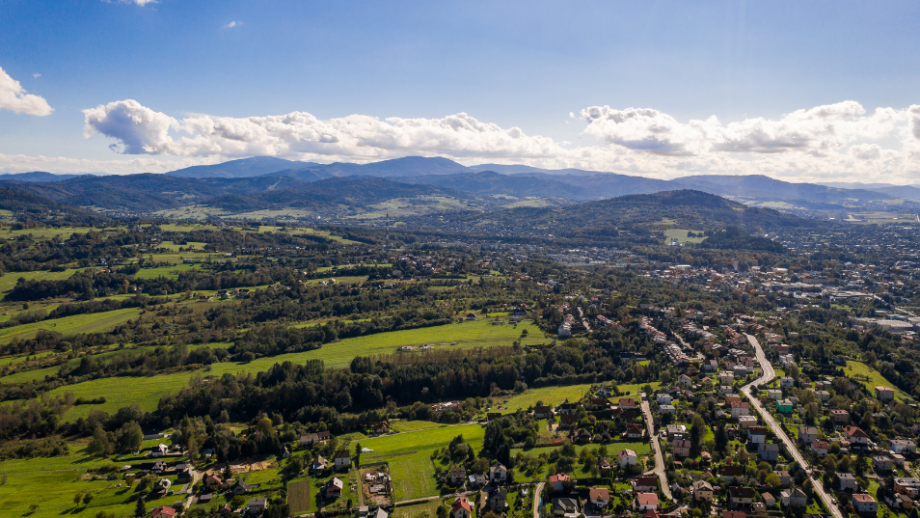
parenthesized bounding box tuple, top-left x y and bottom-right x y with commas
(843, 361, 909, 401)
(361, 423, 485, 502)
(0, 268, 86, 298)
(0, 307, 140, 344)
(663, 228, 706, 244)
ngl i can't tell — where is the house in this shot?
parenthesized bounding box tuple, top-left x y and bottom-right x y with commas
(679, 374, 693, 386)
(151, 507, 177, 518)
(730, 401, 750, 418)
(468, 473, 486, 489)
(728, 487, 756, 508)
(153, 478, 171, 494)
(891, 440, 917, 454)
(672, 440, 691, 458)
(632, 477, 659, 492)
(231, 481, 251, 495)
(873, 456, 894, 472)
(720, 386, 735, 396)
(534, 405, 553, 419)
(845, 426, 870, 447)
(776, 399, 793, 413)
(369, 509, 389, 518)
(773, 471, 792, 488)
(758, 443, 780, 461)
(830, 409, 850, 424)
(895, 477, 920, 498)
(151, 444, 168, 457)
(815, 390, 831, 402)
(299, 431, 331, 446)
(738, 415, 758, 428)
(720, 372, 735, 385)
(488, 488, 508, 512)
(248, 498, 269, 515)
(666, 424, 688, 439)
(619, 449, 638, 468)
(335, 450, 351, 470)
(780, 488, 808, 508)
(559, 415, 577, 429)
(659, 404, 676, 414)
(853, 494, 878, 515)
(656, 393, 672, 405)
(598, 459, 612, 473)
(205, 475, 224, 490)
(766, 389, 783, 400)
(747, 428, 767, 444)
(619, 398, 637, 411)
(811, 441, 829, 457)
(837, 473, 858, 492)
(549, 473, 571, 493)
(692, 480, 714, 502)
(589, 487, 611, 509)
(722, 512, 746, 518)
(489, 463, 508, 484)
(626, 423, 645, 439)
(875, 386, 895, 402)
(311, 455, 328, 471)
(634, 493, 659, 512)
(780, 377, 795, 388)
(553, 498, 579, 516)
(799, 426, 819, 444)
(762, 493, 777, 508)
(451, 496, 473, 518)
(325, 478, 344, 498)
(449, 467, 467, 486)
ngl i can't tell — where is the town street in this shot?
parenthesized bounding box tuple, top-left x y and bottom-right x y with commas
(741, 334, 843, 518)
(640, 394, 673, 500)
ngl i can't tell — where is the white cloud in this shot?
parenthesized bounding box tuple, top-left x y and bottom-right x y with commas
(64, 98, 920, 183)
(0, 153, 216, 176)
(224, 21, 242, 29)
(32, 73, 41, 78)
(115, 0, 157, 6)
(0, 66, 53, 116)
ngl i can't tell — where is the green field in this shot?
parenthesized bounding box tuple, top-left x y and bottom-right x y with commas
(288, 479, 314, 513)
(362, 423, 485, 501)
(0, 307, 140, 344)
(209, 318, 545, 375)
(0, 438, 173, 518)
(0, 268, 86, 298)
(843, 361, 909, 402)
(47, 371, 200, 420)
(663, 228, 706, 244)
(132, 263, 201, 279)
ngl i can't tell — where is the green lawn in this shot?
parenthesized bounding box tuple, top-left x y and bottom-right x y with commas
(389, 420, 446, 433)
(663, 228, 706, 244)
(132, 263, 201, 279)
(843, 361, 909, 401)
(47, 371, 200, 421)
(361, 423, 485, 502)
(493, 384, 593, 413)
(0, 307, 140, 344)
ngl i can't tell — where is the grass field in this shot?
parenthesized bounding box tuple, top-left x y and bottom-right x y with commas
(0, 307, 140, 344)
(288, 479, 313, 514)
(393, 499, 443, 518)
(209, 318, 545, 375)
(362, 423, 485, 501)
(46, 371, 200, 420)
(0, 437, 164, 518)
(389, 420, 446, 433)
(663, 228, 706, 244)
(843, 361, 909, 402)
(0, 268, 86, 298)
(511, 441, 652, 481)
(132, 263, 201, 279)
(304, 276, 368, 285)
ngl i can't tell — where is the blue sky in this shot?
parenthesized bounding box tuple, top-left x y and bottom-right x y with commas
(1, 0, 919, 182)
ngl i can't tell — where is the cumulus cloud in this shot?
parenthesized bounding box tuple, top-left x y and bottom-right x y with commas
(70, 98, 920, 183)
(224, 21, 242, 29)
(0, 66, 53, 116)
(83, 100, 564, 160)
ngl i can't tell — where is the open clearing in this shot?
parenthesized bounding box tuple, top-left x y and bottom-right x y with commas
(843, 361, 909, 402)
(0, 307, 140, 344)
(287, 479, 313, 514)
(663, 228, 706, 244)
(0, 268, 86, 298)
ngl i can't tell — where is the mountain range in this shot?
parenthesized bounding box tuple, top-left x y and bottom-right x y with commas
(3, 155, 920, 215)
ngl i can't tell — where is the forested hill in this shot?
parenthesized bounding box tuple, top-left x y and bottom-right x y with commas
(0, 186, 109, 226)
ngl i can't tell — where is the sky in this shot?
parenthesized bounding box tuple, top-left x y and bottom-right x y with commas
(1, 0, 919, 183)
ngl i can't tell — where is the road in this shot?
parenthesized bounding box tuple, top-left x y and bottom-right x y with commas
(183, 468, 202, 510)
(741, 334, 843, 518)
(639, 394, 672, 501)
(532, 482, 544, 518)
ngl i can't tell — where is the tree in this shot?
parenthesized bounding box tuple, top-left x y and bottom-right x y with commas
(83, 494, 94, 506)
(355, 442, 362, 468)
(134, 497, 145, 518)
(74, 493, 85, 506)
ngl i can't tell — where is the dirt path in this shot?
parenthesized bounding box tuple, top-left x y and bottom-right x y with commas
(639, 393, 672, 501)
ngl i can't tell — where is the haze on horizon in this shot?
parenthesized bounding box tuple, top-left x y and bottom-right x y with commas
(1, 1, 919, 184)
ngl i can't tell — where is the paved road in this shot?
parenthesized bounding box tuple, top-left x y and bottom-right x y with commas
(741, 333, 843, 518)
(532, 482, 544, 518)
(639, 393, 672, 501)
(183, 468, 202, 511)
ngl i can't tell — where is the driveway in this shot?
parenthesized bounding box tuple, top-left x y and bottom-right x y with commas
(741, 333, 843, 518)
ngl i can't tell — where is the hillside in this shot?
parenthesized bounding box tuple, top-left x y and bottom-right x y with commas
(166, 156, 319, 178)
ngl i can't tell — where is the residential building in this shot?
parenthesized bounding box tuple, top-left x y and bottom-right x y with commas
(845, 426, 870, 447)
(248, 498, 269, 515)
(553, 498, 578, 516)
(451, 497, 472, 518)
(335, 450, 351, 470)
(830, 409, 850, 424)
(774, 471, 791, 488)
(811, 441, 829, 456)
(589, 488, 610, 510)
(634, 493, 659, 512)
(758, 443, 780, 461)
(728, 487, 755, 508)
(632, 477, 658, 492)
(489, 463, 508, 484)
(798, 426, 819, 444)
(672, 439, 691, 458)
(780, 488, 808, 508)
(730, 401, 750, 418)
(619, 449, 638, 468)
(693, 480, 714, 502)
(549, 473, 571, 493)
(875, 386, 895, 402)
(837, 473, 858, 492)
(895, 477, 920, 498)
(449, 467, 467, 486)
(852, 494, 878, 515)
(891, 440, 917, 455)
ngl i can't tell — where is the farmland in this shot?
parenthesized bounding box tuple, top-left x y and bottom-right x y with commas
(0, 307, 140, 344)
(287, 479, 313, 514)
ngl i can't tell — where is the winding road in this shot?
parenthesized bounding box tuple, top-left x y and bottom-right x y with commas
(741, 333, 843, 518)
(639, 394, 672, 501)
